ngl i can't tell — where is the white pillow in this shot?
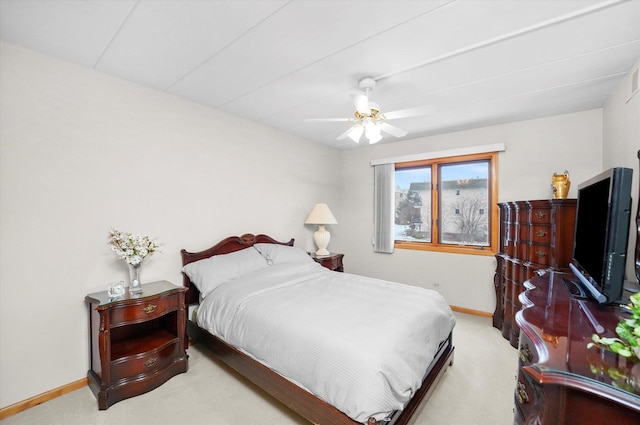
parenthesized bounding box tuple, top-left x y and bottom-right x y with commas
(182, 247, 268, 298)
(254, 243, 313, 265)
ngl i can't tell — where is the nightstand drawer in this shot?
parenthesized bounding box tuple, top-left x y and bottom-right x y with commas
(111, 339, 181, 382)
(110, 296, 179, 326)
(322, 256, 341, 270)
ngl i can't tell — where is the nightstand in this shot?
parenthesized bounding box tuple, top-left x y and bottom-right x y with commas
(86, 281, 188, 409)
(311, 253, 344, 272)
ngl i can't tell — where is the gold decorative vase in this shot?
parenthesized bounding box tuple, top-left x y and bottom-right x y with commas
(551, 171, 570, 199)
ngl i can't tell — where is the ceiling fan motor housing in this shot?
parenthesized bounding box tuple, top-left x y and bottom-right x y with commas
(358, 77, 376, 92)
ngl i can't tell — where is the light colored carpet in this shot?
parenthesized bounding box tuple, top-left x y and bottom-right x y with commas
(2, 313, 517, 425)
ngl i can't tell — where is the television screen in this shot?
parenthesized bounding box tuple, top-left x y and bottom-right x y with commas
(570, 167, 633, 303)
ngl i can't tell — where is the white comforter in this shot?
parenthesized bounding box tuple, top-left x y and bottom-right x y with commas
(196, 261, 455, 423)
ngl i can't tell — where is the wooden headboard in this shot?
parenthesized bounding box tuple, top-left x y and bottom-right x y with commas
(180, 233, 294, 305)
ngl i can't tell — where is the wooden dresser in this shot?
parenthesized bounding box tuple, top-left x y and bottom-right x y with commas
(86, 281, 188, 409)
(493, 199, 576, 347)
(514, 271, 639, 424)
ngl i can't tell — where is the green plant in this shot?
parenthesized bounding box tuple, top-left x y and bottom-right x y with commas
(588, 292, 640, 361)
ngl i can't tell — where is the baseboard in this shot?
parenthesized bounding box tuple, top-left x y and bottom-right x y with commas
(0, 377, 88, 420)
(450, 305, 493, 317)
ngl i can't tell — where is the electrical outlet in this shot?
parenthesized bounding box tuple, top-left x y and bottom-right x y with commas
(433, 282, 440, 288)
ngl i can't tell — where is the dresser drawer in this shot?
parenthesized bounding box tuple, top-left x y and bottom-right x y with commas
(530, 208, 552, 224)
(111, 339, 181, 382)
(110, 295, 179, 327)
(518, 333, 538, 366)
(528, 245, 551, 265)
(514, 370, 539, 423)
(530, 225, 552, 244)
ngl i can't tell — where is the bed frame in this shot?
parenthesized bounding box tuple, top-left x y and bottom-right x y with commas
(181, 233, 454, 425)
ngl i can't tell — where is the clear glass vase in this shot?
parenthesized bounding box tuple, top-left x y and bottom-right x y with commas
(128, 263, 143, 295)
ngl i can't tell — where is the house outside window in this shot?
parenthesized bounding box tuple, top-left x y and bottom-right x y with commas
(393, 151, 498, 255)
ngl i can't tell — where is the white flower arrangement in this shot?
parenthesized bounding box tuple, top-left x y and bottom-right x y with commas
(108, 228, 159, 266)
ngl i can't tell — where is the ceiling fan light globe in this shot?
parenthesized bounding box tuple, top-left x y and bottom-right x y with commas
(368, 133, 383, 144)
(365, 121, 381, 138)
(365, 121, 383, 143)
(347, 126, 364, 143)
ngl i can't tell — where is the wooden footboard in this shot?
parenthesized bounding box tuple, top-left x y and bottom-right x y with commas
(188, 320, 454, 425)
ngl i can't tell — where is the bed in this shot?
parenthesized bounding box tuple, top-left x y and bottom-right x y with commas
(180, 233, 455, 425)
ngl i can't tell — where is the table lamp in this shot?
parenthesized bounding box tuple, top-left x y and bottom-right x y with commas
(305, 203, 337, 256)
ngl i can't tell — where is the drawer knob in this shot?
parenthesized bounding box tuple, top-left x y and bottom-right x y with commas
(535, 230, 547, 237)
(536, 251, 546, 257)
(516, 381, 530, 404)
(535, 211, 546, 219)
(144, 357, 158, 368)
(143, 304, 157, 314)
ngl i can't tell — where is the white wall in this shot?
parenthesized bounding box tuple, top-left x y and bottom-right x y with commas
(339, 110, 603, 313)
(603, 58, 640, 283)
(0, 42, 342, 409)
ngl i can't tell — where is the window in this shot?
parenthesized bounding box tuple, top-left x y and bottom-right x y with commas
(394, 151, 498, 255)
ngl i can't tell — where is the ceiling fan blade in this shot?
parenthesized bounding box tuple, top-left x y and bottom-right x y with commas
(379, 122, 408, 137)
(382, 105, 436, 120)
(305, 118, 351, 122)
(352, 93, 369, 114)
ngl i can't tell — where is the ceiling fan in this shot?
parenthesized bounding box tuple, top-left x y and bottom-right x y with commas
(305, 77, 435, 144)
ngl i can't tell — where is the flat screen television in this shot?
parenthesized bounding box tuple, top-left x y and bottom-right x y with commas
(569, 167, 633, 304)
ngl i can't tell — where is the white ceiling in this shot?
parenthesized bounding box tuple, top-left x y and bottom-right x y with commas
(1, 0, 639, 150)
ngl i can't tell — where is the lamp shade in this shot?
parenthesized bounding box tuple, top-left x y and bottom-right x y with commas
(305, 203, 337, 225)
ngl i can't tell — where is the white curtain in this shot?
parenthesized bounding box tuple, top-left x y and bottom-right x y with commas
(373, 163, 395, 253)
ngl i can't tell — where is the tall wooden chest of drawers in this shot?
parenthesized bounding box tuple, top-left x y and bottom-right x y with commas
(493, 199, 576, 347)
